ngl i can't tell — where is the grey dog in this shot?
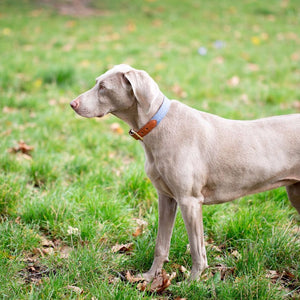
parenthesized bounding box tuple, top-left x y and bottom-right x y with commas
(70, 64, 300, 281)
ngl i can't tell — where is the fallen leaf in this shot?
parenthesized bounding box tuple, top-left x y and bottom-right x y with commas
(59, 245, 72, 259)
(126, 21, 136, 32)
(247, 63, 260, 72)
(15, 216, 21, 224)
(227, 76, 240, 87)
(79, 59, 90, 68)
(150, 269, 174, 293)
(211, 264, 236, 281)
(8, 140, 34, 156)
(179, 265, 190, 279)
(152, 19, 162, 27)
(49, 99, 57, 106)
(41, 236, 55, 248)
(110, 123, 124, 135)
(132, 227, 143, 237)
(240, 93, 250, 104)
(213, 56, 224, 64)
(205, 240, 223, 253)
(132, 218, 148, 237)
(126, 271, 145, 283)
(65, 20, 76, 28)
(3, 106, 17, 114)
(41, 247, 54, 256)
(291, 226, 299, 234)
(126, 269, 176, 293)
(266, 270, 280, 281)
(108, 275, 121, 284)
(231, 250, 241, 259)
(0, 129, 12, 137)
(291, 52, 300, 61)
(292, 101, 300, 110)
(66, 285, 83, 294)
(137, 280, 148, 291)
(62, 43, 73, 52)
(112, 242, 134, 254)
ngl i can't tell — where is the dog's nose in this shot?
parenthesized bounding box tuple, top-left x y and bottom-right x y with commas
(70, 99, 79, 110)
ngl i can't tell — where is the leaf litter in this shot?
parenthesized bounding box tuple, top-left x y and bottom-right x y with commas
(20, 234, 73, 284)
(126, 269, 176, 294)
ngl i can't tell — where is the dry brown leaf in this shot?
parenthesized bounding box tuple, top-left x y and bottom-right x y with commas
(59, 245, 72, 259)
(132, 218, 148, 237)
(205, 239, 223, 253)
(126, 21, 136, 32)
(126, 269, 176, 293)
(150, 269, 174, 293)
(125, 271, 145, 283)
(15, 216, 21, 224)
(132, 227, 143, 237)
(179, 265, 190, 279)
(231, 250, 241, 259)
(211, 264, 236, 281)
(266, 270, 280, 281)
(111, 242, 134, 254)
(137, 281, 148, 291)
(9, 140, 34, 155)
(0, 129, 12, 137)
(41, 247, 54, 256)
(66, 285, 83, 294)
(108, 275, 120, 284)
(3, 106, 17, 113)
(41, 236, 55, 248)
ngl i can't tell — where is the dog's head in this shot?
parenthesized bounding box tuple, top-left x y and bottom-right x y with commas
(70, 64, 160, 119)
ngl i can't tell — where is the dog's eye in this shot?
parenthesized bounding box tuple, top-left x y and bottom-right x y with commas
(99, 82, 105, 91)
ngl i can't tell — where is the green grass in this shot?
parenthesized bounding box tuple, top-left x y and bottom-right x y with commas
(0, 0, 300, 298)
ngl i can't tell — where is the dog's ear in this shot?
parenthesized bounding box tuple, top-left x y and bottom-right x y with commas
(124, 69, 159, 114)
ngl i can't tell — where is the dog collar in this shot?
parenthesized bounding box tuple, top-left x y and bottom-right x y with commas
(129, 97, 171, 141)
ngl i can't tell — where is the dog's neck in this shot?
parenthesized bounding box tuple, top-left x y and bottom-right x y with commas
(112, 92, 165, 130)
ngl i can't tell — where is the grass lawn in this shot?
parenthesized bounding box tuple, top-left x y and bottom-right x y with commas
(0, 0, 299, 298)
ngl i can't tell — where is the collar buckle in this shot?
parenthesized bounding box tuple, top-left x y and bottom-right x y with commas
(129, 129, 144, 141)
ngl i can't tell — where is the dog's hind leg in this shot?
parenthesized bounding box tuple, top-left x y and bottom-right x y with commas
(286, 182, 300, 214)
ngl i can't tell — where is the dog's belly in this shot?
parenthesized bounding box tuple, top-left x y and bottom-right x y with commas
(202, 177, 299, 205)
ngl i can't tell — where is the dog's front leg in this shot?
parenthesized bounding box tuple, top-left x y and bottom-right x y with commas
(142, 194, 177, 281)
(179, 196, 208, 281)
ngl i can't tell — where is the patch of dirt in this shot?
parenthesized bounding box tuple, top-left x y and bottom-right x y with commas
(20, 257, 55, 284)
(40, 0, 110, 17)
(20, 234, 72, 284)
